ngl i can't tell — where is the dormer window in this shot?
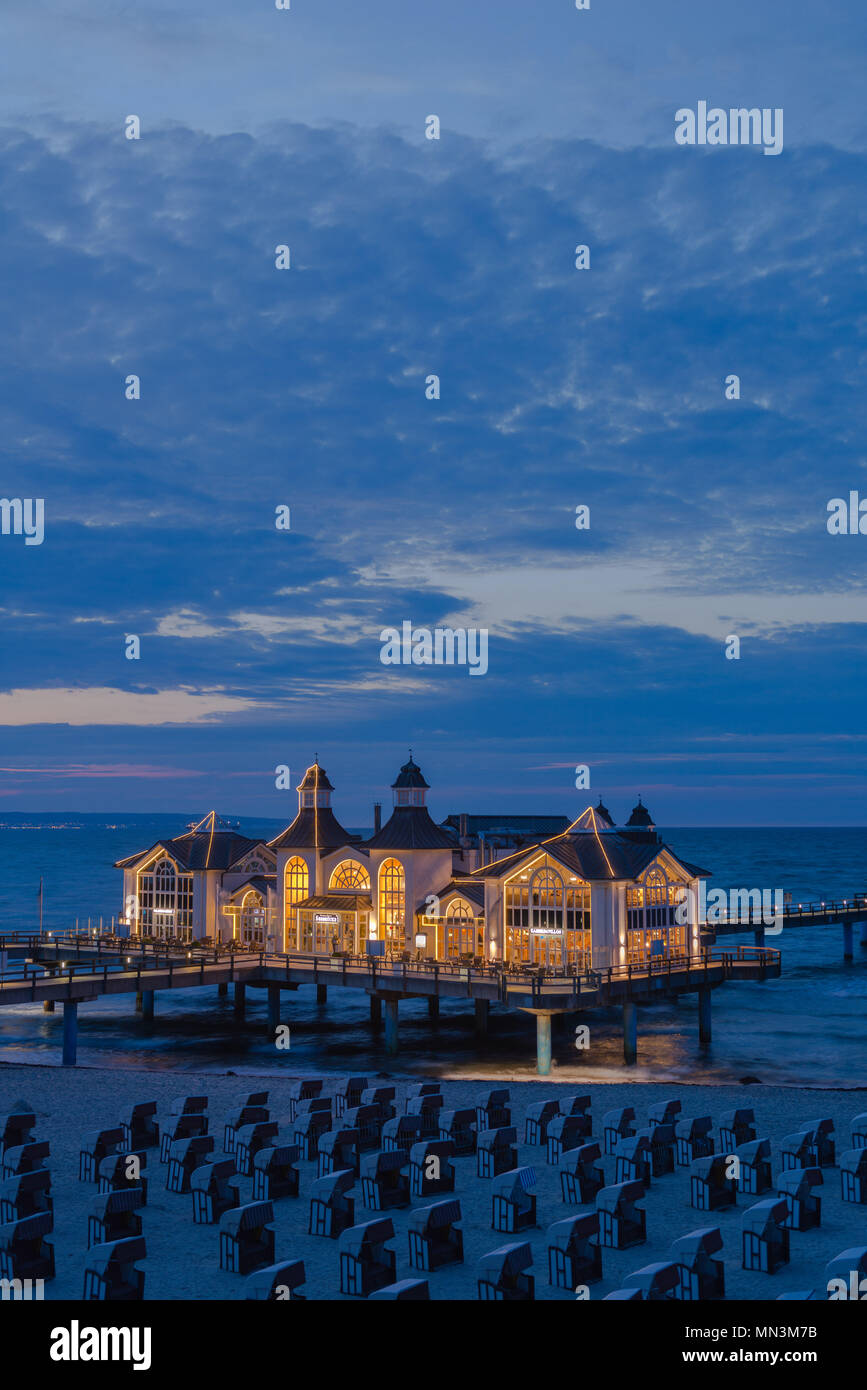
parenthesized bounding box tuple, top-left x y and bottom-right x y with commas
(411, 789, 425, 806)
(301, 791, 315, 808)
(395, 789, 411, 806)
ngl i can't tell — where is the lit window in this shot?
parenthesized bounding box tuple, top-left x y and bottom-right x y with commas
(329, 860, 371, 891)
(378, 858, 405, 944)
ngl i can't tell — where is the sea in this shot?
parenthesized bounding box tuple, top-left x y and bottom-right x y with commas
(1, 816, 865, 1088)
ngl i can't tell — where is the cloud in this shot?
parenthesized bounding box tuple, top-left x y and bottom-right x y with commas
(0, 687, 270, 727)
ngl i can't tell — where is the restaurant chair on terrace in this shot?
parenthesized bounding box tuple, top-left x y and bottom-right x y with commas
(335, 1077, 369, 1118)
(839, 1148, 867, 1205)
(79, 1127, 124, 1183)
(244, 1259, 306, 1300)
(0, 1169, 52, 1224)
(776, 1166, 823, 1229)
(719, 1108, 756, 1151)
(190, 1158, 240, 1224)
(252, 1143, 301, 1202)
(343, 1104, 384, 1152)
(491, 1167, 537, 1233)
(223, 1104, 269, 1156)
(595, 1181, 647, 1250)
(477, 1241, 534, 1301)
(408, 1198, 463, 1271)
(690, 1154, 737, 1212)
(369, 1278, 431, 1299)
(524, 1100, 559, 1146)
(166, 1135, 215, 1194)
(546, 1212, 602, 1289)
(360, 1148, 411, 1211)
(614, 1133, 652, 1188)
(219, 1201, 276, 1275)
(560, 1141, 605, 1206)
(670, 1227, 726, 1300)
(338, 1217, 396, 1296)
(732, 1138, 773, 1196)
(293, 1108, 333, 1162)
(546, 1114, 589, 1165)
(1, 1140, 50, 1180)
(0, 1108, 36, 1157)
(476, 1089, 510, 1131)
(87, 1187, 144, 1248)
(477, 1126, 517, 1179)
(119, 1101, 159, 1152)
(851, 1113, 867, 1150)
(381, 1114, 422, 1153)
(234, 1121, 279, 1176)
(621, 1261, 680, 1301)
(286, 1079, 323, 1123)
(98, 1151, 148, 1202)
(602, 1106, 635, 1156)
(409, 1138, 456, 1198)
(675, 1116, 714, 1166)
(318, 1127, 360, 1178)
(824, 1247, 867, 1298)
(741, 1198, 790, 1273)
(308, 1168, 355, 1238)
(0, 1211, 55, 1281)
(438, 1108, 477, 1156)
(159, 1111, 209, 1164)
(82, 1235, 145, 1300)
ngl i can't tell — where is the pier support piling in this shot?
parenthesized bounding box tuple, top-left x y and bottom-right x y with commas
(698, 986, 712, 1049)
(536, 1013, 553, 1076)
(62, 1000, 78, 1067)
(141, 990, 154, 1022)
(623, 1001, 638, 1066)
(267, 984, 280, 1033)
(427, 996, 439, 1020)
(843, 921, 854, 962)
(370, 994, 382, 1026)
(135, 991, 143, 1012)
(753, 924, 766, 948)
(234, 982, 246, 1019)
(218, 982, 228, 997)
(43, 1000, 55, 1014)
(384, 998, 399, 1055)
(861, 921, 867, 948)
(316, 984, 328, 1005)
(474, 999, 490, 1037)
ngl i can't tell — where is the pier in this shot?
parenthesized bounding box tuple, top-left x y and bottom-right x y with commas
(0, 934, 779, 1074)
(703, 893, 867, 957)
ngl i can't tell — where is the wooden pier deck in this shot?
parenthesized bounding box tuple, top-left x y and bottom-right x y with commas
(0, 933, 780, 1073)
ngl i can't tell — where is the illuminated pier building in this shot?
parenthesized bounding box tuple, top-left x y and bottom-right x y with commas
(116, 759, 708, 968)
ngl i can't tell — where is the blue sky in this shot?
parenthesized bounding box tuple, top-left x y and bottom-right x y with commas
(1, 1, 866, 824)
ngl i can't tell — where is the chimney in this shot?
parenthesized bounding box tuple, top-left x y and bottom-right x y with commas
(374, 802, 382, 833)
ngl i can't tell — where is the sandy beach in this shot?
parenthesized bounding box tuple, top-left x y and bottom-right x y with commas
(2, 1062, 864, 1301)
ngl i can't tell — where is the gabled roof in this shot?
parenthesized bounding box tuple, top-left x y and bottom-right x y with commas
(225, 875, 275, 899)
(293, 894, 372, 911)
(469, 826, 708, 884)
(268, 807, 355, 852)
(425, 879, 486, 913)
(364, 806, 456, 851)
(114, 832, 267, 872)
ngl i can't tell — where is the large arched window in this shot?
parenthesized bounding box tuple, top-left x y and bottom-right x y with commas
(284, 857, 308, 905)
(137, 857, 193, 938)
(644, 867, 667, 905)
(240, 890, 266, 946)
(378, 858, 405, 947)
(329, 860, 371, 891)
(530, 867, 564, 933)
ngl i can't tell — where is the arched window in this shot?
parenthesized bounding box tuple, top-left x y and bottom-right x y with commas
(378, 858, 405, 946)
(137, 857, 193, 938)
(240, 890, 266, 945)
(284, 857, 308, 905)
(530, 867, 564, 933)
(445, 898, 472, 921)
(644, 867, 667, 905)
(329, 860, 371, 891)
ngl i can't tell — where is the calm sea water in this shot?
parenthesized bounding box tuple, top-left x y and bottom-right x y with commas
(1, 816, 865, 1087)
